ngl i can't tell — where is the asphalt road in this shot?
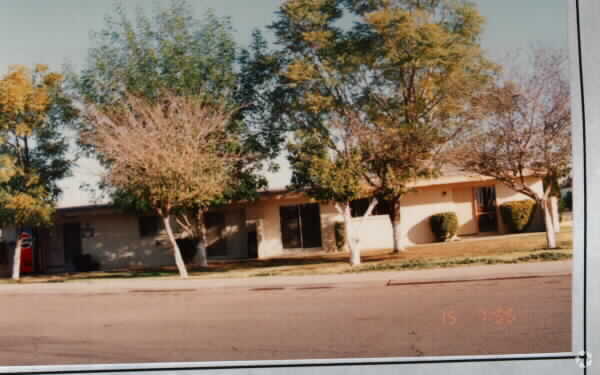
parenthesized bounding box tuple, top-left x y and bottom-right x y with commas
(0, 265, 571, 366)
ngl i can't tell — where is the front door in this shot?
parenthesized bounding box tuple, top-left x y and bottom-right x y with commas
(474, 186, 498, 233)
(64, 223, 82, 270)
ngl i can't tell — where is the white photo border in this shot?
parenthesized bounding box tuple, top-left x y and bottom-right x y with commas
(0, 0, 593, 374)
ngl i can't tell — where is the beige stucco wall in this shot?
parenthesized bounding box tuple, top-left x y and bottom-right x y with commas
(251, 177, 545, 256)
(44, 206, 249, 271)
(246, 196, 338, 258)
(50, 213, 174, 270)
(452, 186, 478, 235)
(349, 215, 394, 250)
(1, 176, 546, 272)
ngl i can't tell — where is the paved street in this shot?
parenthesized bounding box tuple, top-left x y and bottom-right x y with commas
(0, 261, 572, 366)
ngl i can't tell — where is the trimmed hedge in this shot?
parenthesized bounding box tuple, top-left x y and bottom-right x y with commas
(499, 200, 536, 233)
(430, 212, 459, 242)
(334, 222, 346, 251)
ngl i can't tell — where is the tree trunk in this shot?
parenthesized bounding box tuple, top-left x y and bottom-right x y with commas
(342, 203, 360, 266)
(162, 215, 189, 279)
(11, 237, 23, 281)
(390, 198, 405, 253)
(195, 209, 208, 267)
(541, 199, 558, 249)
(549, 196, 561, 233)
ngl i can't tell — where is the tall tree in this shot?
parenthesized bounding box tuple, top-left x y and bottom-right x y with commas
(83, 93, 243, 278)
(69, 0, 269, 265)
(452, 48, 571, 249)
(70, 1, 237, 105)
(263, 0, 495, 252)
(288, 110, 377, 266)
(0, 65, 78, 280)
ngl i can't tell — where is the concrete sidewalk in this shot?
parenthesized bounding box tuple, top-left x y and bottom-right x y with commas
(0, 260, 572, 294)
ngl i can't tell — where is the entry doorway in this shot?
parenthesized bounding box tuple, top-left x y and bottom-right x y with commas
(474, 186, 498, 233)
(280, 203, 322, 249)
(63, 223, 82, 271)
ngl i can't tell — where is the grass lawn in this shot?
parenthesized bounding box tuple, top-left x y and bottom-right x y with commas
(1, 228, 573, 284)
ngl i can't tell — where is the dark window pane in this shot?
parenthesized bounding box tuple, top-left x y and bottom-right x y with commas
(205, 212, 227, 257)
(350, 198, 369, 217)
(138, 216, 159, 237)
(474, 186, 498, 232)
(64, 223, 82, 266)
(300, 203, 322, 248)
(280, 206, 301, 249)
(350, 198, 391, 217)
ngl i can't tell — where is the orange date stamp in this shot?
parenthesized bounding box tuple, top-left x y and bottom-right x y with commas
(442, 308, 516, 326)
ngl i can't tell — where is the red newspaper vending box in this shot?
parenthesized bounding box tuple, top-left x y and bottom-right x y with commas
(19, 232, 33, 274)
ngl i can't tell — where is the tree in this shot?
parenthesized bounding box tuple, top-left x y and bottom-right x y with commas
(451, 48, 571, 249)
(83, 93, 243, 278)
(0, 65, 77, 280)
(70, 1, 237, 105)
(69, 0, 269, 265)
(264, 0, 495, 252)
(288, 110, 377, 266)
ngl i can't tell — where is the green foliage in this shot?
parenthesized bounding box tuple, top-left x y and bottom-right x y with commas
(70, 0, 270, 212)
(70, 1, 236, 104)
(0, 65, 77, 228)
(499, 200, 536, 233)
(236, 29, 291, 160)
(287, 126, 368, 204)
(263, 0, 496, 208)
(334, 221, 346, 250)
(429, 212, 458, 242)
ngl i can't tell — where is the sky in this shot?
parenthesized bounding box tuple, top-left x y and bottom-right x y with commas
(0, 0, 568, 207)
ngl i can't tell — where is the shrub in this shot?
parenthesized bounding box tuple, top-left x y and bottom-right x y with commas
(334, 222, 346, 251)
(499, 200, 536, 233)
(429, 212, 459, 242)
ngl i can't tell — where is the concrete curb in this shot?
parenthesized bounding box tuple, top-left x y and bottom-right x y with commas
(0, 260, 572, 294)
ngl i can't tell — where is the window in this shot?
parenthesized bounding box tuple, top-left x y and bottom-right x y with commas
(474, 186, 498, 233)
(280, 203, 322, 249)
(138, 216, 159, 238)
(205, 212, 227, 257)
(350, 198, 392, 217)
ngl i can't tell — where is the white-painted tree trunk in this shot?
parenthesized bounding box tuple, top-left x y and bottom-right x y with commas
(195, 209, 208, 267)
(390, 199, 405, 253)
(162, 215, 189, 279)
(336, 199, 379, 267)
(11, 237, 23, 281)
(549, 196, 561, 233)
(342, 206, 360, 266)
(541, 199, 558, 249)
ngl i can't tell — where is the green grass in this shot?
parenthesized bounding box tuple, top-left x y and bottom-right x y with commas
(346, 251, 572, 274)
(0, 228, 573, 284)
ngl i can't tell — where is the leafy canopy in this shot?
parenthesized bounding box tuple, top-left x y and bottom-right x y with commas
(69, 0, 270, 210)
(0, 65, 77, 227)
(264, 0, 496, 206)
